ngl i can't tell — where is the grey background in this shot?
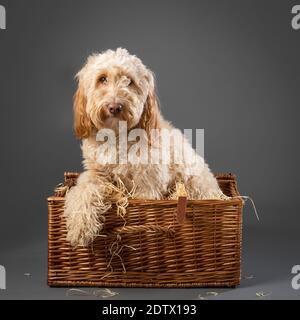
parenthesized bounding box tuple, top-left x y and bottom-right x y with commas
(0, 0, 299, 300)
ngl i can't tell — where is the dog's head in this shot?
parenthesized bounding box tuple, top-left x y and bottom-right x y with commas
(73, 48, 160, 138)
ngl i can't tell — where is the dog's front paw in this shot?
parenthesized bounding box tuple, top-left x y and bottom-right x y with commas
(66, 221, 89, 247)
(64, 183, 107, 247)
(65, 206, 104, 247)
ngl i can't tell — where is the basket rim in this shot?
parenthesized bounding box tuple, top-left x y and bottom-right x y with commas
(47, 196, 243, 205)
(47, 172, 242, 205)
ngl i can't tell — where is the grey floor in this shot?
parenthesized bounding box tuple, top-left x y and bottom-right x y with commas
(1, 222, 299, 300)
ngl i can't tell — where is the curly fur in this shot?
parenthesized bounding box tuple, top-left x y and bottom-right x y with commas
(64, 48, 227, 247)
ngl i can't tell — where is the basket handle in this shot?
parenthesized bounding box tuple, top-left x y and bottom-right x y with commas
(64, 172, 79, 182)
(53, 172, 79, 197)
(176, 196, 187, 224)
(63, 172, 79, 189)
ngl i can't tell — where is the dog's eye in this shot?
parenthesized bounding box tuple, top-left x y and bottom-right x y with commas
(99, 76, 107, 84)
(128, 79, 133, 86)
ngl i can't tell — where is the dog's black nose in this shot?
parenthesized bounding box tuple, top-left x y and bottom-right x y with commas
(108, 103, 123, 115)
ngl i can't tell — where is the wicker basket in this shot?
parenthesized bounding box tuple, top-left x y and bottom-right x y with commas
(48, 172, 243, 288)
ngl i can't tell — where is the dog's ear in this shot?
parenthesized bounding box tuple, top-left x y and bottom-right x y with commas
(138, 89, 161, 138)
(73, 83, 92, 139)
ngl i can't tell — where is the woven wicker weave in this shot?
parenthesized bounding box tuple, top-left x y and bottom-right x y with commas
(48, 172, 243, 287)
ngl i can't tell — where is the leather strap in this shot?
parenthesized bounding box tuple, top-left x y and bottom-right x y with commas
(176, 196, 187, 224)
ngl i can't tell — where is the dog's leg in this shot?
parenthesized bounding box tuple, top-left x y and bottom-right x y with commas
(128, 165, 169, 200)
(176, 151, 228, 200)
(64, 171, 110, 246)
(185, 166, 228, 200)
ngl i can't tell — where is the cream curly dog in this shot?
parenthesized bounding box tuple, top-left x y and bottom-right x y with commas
(64, 48, 227, 246)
